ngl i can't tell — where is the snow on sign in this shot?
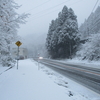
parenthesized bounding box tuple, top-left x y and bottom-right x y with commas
(15, 41, 22, 47)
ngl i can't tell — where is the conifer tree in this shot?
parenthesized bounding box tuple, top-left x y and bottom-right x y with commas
(46, 5, 79, 59)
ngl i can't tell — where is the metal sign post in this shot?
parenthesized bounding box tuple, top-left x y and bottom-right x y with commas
(17, 46, 19, 69)
(38, 53, 40, 70)
(15, 41, 22, 70)
(38, 58, 40, 70)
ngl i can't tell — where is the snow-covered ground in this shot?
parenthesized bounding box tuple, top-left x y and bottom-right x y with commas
(0, 59, 100, 100)
(0, 67, 9, 75)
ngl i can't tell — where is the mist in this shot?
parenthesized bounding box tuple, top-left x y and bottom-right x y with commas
(14, 0, 100, 57)
(20, 32, 48, 57)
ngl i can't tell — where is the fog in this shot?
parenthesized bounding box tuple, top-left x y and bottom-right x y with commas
(14, 0, 100, 57)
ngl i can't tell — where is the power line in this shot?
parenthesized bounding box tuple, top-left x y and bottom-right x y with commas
(68, 0, 84, 6)
(91, 0, 99, 12)
(29, 8, 61, 21)
(99, 2, 100, 6)
(86, 0, 100, 35)
(28, 0, 83, 21)
(25, 0, 51, 13)
(30, 0, 83, 17)
(29, 0, 70, 16)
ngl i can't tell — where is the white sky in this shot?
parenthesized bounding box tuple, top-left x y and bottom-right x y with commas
(15, 0, 100, 37)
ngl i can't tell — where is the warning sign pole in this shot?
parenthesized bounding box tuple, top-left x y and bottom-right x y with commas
(15, 41, 22, 70)
(17, 46, 19, 69)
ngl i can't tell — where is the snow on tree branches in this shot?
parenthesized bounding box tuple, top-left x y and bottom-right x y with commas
(0, 0, 29, 67)
(76, 6, 100, 61)
(76, 33, 100, 61)
(46, 6, 79, 59)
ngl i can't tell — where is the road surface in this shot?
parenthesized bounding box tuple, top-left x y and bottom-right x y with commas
(35, 58, 100, 94)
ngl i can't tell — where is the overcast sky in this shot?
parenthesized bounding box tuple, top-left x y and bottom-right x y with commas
(15, 0, 100, 38)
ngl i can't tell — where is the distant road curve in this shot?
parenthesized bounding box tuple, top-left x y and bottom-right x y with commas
(34, 58, 100, 94)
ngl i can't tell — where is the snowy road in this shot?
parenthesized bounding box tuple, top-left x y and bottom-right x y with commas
(0, 59, 100, 100)
(38, 58, 100, 94)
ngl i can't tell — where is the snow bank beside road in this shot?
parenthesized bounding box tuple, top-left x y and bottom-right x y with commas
(0, 65, 11, 75)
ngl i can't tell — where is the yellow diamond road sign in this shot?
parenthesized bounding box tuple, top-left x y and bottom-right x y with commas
(15, 41, 22, 47)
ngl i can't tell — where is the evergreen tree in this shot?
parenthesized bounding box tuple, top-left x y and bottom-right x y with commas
(76, 33, 100, 60)
(46, 20, 55, 55)
(0, 0, 28, 66)
(46, 6, 79, 59)
(77, 6, 100, 61)
(79, 6, 100, 40)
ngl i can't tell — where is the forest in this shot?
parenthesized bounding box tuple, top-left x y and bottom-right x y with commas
(46, 6, 100, 60)
(0, 0, 100, 67)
